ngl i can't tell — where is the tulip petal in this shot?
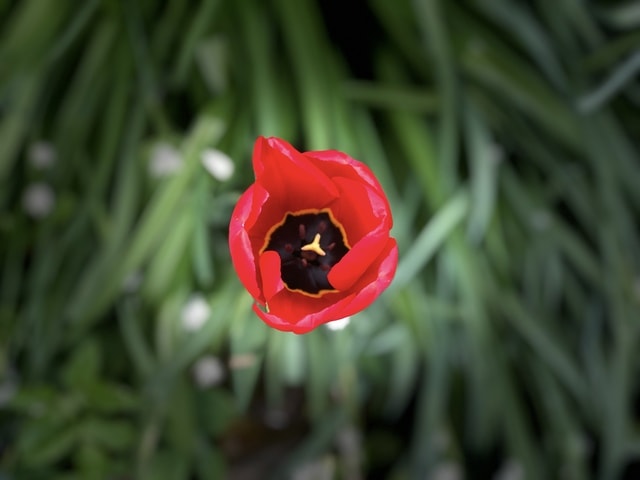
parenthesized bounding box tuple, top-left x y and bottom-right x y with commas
(253, 137, 339, 211)
(252, 302, 306, 331)
(255, 239, 397, 334)
(259, 250, 285, 301)
(245, 184, 288, 247)
(304, 150, 391, 209)
(244, 182, 270, 231)
(332, 238, 398, 316)
(350, 238, 398, 296)
(229, 185, 264, 302)
(328, 176, 391, 244)
(255, 289, 355, 334)
(327, 229, 390, 291)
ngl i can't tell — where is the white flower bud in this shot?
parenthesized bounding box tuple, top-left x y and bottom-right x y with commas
(181, 294, 210, 331)
(28, 141, 56, 170)
(201, 148, 234, 181)
(192, 355, 225, 388)
(149, 143, 182, 177)
(326, 316, 351, 331)
(22, 183, 55, 218)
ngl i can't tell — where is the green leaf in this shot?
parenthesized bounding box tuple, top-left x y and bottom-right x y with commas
(198, 389, 238, 437)
(464, 100, 499, 243)
(165, 377, 196, 455)
(73, 442, 110, 479)
(194, 438, 226, 480)
(229, 293, 267, 412)
(85, 382, 139, 413)
(61, 338, 102, 389)
(17, 419, 80, 467)
(144, 449, 190, 480)
(383, 326, 420, 417)
(393, 189, 469, 290)
(80, 417, 137, 452)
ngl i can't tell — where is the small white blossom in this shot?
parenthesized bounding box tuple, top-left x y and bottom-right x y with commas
(326, 316, 351, 331)
(22, 183, 55, 218)
(181, 294, 210, 331)
(28, 141, 56, 170)
(201, 148, 234, 181)
(192, 355, 225, 388)
(149, 143, 182, 177)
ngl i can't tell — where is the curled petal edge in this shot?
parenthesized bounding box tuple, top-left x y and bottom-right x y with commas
(254, 239, 398, 334)
(228, 185, 264, 303)
(304, 150, 392, 215)
(327, 227, 391, 292)
(252, 137, 339, 211)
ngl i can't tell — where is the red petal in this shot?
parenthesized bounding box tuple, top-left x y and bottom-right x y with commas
(327, 228, 390, 291)
(333, 238, 398, 315)
(245, 185, 287, 248)
(351, 238, 398, 294)
(254, 239, 398, 334)
(254, 289, 355, 334)
(258, 250, 285, 301)
(252, 137, 339, 211)
(328, 176, 391, 244)
(304, 150, 392, 216)
(244, 182, 270, 231)
(229, 185, 264, 302)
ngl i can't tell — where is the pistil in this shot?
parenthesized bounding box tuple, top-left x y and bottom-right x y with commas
(300, 233, 326, 256)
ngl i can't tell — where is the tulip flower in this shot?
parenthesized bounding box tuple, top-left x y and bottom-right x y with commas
(229, 136, 397, 333)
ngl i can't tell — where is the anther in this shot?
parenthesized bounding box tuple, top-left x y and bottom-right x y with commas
(327, 242, 336, 251)
(301, 233, 326, 256)
(284, 243, 293, 253)
(317, 221, 327, 233)
(320, 264, 330, 271)
(298, 224, 306, 239)
(301, 258, 308, 267)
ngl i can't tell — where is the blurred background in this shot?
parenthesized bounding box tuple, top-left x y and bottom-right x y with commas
(1, 0, 640, 478)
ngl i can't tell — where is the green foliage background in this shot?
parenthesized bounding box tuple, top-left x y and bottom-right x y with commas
(1, 0, 640, 478)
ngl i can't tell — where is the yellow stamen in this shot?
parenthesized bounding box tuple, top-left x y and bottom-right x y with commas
(300, 233, 326, 256)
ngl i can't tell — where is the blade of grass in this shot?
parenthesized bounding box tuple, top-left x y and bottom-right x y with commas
(463, 98, 499, 243)
(392, 189, 469, 290)
(412, 0, 460, 194)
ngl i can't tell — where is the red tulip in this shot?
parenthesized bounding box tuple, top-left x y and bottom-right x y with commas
(229, 136, 398, 333)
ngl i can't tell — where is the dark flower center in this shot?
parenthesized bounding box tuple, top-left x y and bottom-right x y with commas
(262, 209, 350, 296)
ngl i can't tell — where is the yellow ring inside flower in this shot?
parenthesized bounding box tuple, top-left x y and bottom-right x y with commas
(260, 208, 351, 297)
